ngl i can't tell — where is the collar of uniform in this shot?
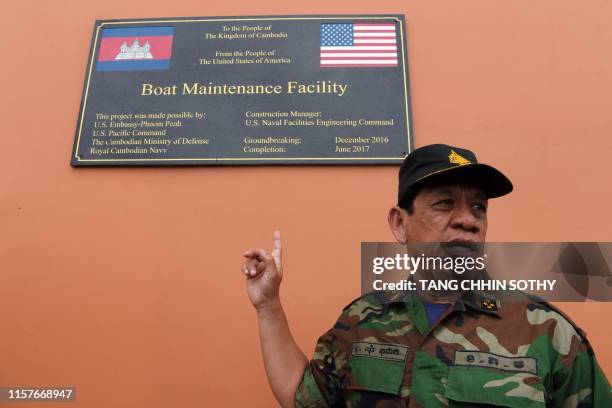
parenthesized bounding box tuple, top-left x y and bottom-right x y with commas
(372, 290, 501, 316)
(371, 290, 409, 304)
(371, 290, 500, 337)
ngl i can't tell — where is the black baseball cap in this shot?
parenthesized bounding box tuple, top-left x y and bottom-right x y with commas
(398, 144, 513, 206)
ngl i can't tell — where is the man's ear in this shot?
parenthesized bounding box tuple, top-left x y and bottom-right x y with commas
(388, 206, 409, 244)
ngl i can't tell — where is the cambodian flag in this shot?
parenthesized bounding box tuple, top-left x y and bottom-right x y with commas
(96, 26, 175, 71)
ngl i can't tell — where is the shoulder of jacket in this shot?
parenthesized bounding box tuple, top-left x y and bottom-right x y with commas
(341, 291, 384, 312)
(525, 297, 588, 341)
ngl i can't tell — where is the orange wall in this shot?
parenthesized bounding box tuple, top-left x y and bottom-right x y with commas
(2, 1, 611, 406)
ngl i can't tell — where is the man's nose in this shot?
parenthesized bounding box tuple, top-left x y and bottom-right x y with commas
(450, 204, 480, 233)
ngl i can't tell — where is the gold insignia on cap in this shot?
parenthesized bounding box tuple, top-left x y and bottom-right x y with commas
(449, 149, 471, 166)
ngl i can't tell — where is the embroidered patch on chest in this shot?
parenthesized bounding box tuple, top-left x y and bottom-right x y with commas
(351, 341, 408, 362)
(454, 351, 538, 374)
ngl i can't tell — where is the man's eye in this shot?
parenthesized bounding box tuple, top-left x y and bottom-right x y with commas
(434, 199, 454, 207)
(473, 203, 487, 212)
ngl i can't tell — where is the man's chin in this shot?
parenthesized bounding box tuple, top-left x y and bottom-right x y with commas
(440, 241, 481, 256)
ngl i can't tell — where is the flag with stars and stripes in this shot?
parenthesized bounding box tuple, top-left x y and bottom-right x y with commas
(320, 22, 398, 67)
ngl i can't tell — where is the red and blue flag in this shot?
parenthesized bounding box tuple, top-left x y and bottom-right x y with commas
(320, 23, 398, 67)
(96, 26, 175, 71)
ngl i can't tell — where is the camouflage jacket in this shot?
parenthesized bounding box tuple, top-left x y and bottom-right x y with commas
(295, 290, 611, 407)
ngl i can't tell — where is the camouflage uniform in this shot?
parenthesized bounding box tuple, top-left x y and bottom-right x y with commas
(295, 290, 611, 407)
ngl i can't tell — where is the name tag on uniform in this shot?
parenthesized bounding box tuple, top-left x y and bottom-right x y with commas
(351, 341, 408, 362)
(454, 351, 538, 375)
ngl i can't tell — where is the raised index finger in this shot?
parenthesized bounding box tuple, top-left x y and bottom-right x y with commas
(271, 230, 282, 268)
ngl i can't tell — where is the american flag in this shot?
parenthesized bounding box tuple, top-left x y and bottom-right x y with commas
(320, 22, 398, 67)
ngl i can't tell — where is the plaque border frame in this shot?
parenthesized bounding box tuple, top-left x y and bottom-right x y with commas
(72, 15, 414, 166)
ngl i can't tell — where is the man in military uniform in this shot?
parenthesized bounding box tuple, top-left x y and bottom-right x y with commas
(242, 144, 611, 407)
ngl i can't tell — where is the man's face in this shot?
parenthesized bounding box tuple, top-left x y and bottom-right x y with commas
(400, 180, 488, 243)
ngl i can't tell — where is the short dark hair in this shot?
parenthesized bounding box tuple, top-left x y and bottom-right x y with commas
(398, 185, 422, 214)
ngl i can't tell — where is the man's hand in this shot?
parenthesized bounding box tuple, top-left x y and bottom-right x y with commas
(241, 231, 308, 407)
(243, 230, 283, 310)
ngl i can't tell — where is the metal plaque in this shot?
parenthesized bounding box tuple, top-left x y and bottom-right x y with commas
(71, 15, 413, 166)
